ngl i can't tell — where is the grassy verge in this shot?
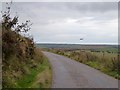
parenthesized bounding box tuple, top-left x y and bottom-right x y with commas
(85, 61, 119, 79)
(3, 49, 52, 88)
(16, 57, 52, 88)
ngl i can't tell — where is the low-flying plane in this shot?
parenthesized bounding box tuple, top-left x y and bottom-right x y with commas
(80, 38, 84, 40)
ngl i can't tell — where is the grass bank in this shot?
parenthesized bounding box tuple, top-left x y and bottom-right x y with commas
(3, 49, 52, 88)
(2, 5, 52, 88)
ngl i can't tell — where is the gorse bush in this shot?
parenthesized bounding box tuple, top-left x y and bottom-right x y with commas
(2, 3, 34, 60)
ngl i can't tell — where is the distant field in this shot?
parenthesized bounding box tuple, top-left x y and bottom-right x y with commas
(36, 44, 118, 53)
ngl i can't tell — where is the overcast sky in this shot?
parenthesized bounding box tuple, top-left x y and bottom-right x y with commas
(3, 2, 118, 44)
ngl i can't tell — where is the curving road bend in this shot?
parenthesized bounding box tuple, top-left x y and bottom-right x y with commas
(43, 51, 118, 88)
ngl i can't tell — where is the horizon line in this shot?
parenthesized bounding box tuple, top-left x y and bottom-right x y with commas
(35, 42, 118, 45)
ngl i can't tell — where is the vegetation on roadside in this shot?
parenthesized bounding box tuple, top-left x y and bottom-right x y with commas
(3, 48, 52, 88)
(15, 49, 52, 88)
(2, 3, 51, 88)
(45, 48, 120, 79)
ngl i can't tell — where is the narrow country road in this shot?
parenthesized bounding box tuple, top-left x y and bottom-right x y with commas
(42, 51, 118, 88)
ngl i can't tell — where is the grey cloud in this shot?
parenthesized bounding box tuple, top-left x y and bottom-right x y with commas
(65, 2, 117, 12)
(8, 2, 118, 26)
(6, 2, 118, 44)
(21, 2, 117, 13)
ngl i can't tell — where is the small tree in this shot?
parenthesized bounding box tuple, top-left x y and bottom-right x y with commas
(2, 2, 34, 59)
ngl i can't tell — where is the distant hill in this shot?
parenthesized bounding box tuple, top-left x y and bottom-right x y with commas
(36, 43, 118, 53)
